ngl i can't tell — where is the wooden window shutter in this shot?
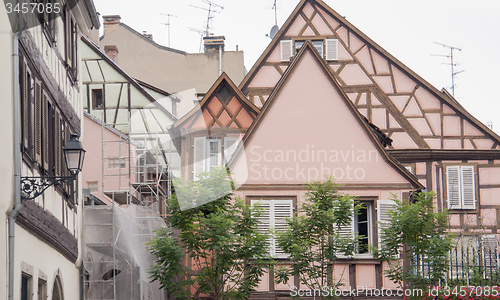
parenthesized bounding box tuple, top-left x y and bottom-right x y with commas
(251, 199, 293, 258)
(377, 200, 397, 250)
(482, 235, 499, 267)
(193, 137, 206, 180)
(272, 200, 293, 258)
(461, 165, 476, 209)
(65, 8, 72, 69)
(223, 137, 238, 164)
(446, 166, 461, 209)
(251, 200, 272, 256)
(34, 78, 43, 165)
(54, 110, 62, 176)
(335, 203, 354, 257)
(280, 40, 293, 62)
(21, 59, 30, 151)
(325, 39, 338, 61)
(42, 92, 50, 171)
(72, 20, 78, 74)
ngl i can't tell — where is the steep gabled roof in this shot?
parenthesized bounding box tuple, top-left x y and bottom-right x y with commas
(172, 72, 260, 130)
(239, 0, 500, 151)
(169, 72, 260, 153)
(230, 42, 423, 189)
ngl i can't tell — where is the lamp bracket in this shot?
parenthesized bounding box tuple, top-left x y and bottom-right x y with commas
(21, 175, 76, 200)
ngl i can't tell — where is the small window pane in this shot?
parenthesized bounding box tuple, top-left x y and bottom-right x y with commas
(92, 89, 103, 109)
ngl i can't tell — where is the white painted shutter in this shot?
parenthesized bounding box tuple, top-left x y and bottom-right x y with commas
(193, 137, 206, 180)
(273, 200, 293, 258)
(280, 40, 293, 61)
(223, 137, 238, 164)
(446, 166, 461, 209)
(251, 199, 293, 258)
(251, 200, 272, 255)
(336, 204, 354, 257)
(325, 39, 338, 61)
(482, 235, 499, 268)
(377, 200, 397, 250)
(461, 165, 476, 209)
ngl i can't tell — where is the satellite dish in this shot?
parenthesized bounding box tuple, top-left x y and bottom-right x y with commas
(269, 25, 279, 39)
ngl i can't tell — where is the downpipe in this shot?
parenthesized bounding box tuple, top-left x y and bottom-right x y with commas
(8, 6, 24, 300)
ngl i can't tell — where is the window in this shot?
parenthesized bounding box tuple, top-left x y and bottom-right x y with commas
(52, 275, 63, 300)
(355, 202, 372, 254)
(38, 279, 47, 300)
(281, 39, 337, 61)
(87, 181, 98, 193)
(250, 199, 293, 258)
(21, 274, 32, 300)
(446, 165, 476, 210)
(450, 235, 499, 279)
(193, 136, 238, 180)
(108, 158, 126, 169)
(92, 89, 103, 109)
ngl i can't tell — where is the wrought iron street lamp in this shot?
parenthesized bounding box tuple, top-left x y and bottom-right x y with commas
(21, 134, 86, 200)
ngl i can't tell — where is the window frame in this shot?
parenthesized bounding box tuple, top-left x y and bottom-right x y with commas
(444, 164, 478, 210)
(91, 89, 103, 109)
(192, 135, 240, 180)
(354, 201, 373, 255)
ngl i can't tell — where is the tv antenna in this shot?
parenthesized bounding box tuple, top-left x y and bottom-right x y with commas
(189, 27, 208, 52)
(160, 13, 177, 47)
(266, 0, 280, 39)
(431, 42, 464, 97)
(190, 0, 224, 37)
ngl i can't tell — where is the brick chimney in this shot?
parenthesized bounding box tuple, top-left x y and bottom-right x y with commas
(203, 36, 225, 53)
(104, 45, 118, 62)
(102, 15, 121, 36)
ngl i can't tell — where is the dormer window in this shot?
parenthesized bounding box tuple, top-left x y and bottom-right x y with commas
(281, 39, 338, 61)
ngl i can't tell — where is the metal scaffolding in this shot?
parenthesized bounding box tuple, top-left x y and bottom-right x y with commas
(83, 109, 174, 300)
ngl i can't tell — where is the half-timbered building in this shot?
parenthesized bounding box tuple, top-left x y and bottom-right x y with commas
(230, 0, 500, 294)
(0, 2, 99, 300)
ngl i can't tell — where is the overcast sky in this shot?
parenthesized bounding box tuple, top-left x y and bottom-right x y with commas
(92, 0, 500, 135)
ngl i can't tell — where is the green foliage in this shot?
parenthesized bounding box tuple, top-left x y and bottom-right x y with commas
(274, 177, 359, 299)
(375, 191, 453, 291)
(147, 167, 272, 300)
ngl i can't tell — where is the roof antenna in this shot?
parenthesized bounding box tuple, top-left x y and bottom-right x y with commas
(266, 0, 280, 39)
(190, 0, 223, 37)
(188, 27, 207, 53)
(431, 42, 464, 97)
(160, 13, 178, 47)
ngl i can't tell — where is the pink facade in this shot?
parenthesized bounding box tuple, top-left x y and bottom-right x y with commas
(229, 0, 500, 296)
(230, 43, 421, 293)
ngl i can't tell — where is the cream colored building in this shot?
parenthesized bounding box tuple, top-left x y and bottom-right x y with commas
(0, 1, 99, 299)
(98, 15, 245, 107)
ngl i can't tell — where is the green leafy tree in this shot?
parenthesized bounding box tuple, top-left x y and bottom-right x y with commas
(147, 167, 271, 300)
(376, 191, 452, 291)
(274, 177, 359, 299)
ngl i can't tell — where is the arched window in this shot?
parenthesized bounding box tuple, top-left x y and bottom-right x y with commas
(52, 275, 64, 300)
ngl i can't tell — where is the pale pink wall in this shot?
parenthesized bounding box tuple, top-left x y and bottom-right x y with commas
(233, 51, 411, 186)
(82, 116, 137, 205)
